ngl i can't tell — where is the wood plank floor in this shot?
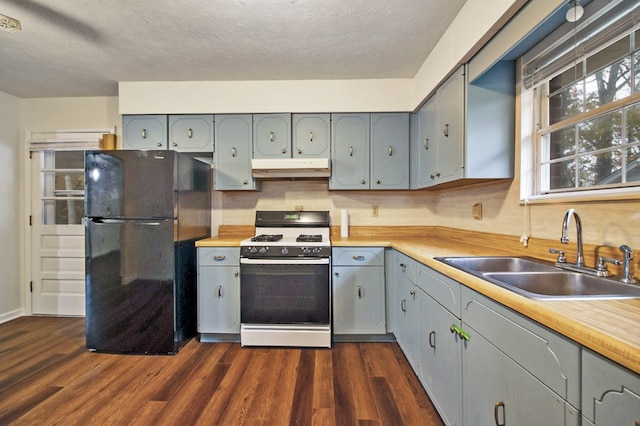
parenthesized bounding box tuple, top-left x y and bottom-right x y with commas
(0, 317, 444, 425)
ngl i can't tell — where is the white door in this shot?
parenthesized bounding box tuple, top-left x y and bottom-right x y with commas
(30, 150, 86, 316)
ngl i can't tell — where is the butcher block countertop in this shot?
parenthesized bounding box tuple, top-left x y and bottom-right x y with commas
(197, 225, 640, 374)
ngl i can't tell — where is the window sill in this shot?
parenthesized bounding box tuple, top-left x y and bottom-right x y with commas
(520, 187, 640, 204)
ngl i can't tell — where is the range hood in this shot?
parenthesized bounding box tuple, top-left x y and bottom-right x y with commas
(251, 158, 331, 178)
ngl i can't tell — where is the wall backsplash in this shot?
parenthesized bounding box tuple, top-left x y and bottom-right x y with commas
(219, 178, 640, 250)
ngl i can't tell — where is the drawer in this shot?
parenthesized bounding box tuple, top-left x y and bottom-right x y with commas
(198, 247, 240, 266)
(416, 265, 460, 318)
(332, 247, 384, 266)
(461, 286, 580, 407)
(395, 250, 417, 283)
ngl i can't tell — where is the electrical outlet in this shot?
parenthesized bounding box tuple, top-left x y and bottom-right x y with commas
(372, 205, 379, 217)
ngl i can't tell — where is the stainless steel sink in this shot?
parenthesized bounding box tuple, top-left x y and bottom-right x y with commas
(436, 256, 558, 273)
(484, 272, 640, 300)
(435, 256, 640, 300)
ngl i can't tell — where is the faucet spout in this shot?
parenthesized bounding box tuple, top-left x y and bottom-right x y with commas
(561, 208, 584, 266)
(619, 245, 636, 284)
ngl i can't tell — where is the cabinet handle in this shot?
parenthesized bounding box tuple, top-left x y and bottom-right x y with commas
(360, 179, 366, 185)
(352, 255, 365, 261)
(429, 331, 436, 348)
(141, 129, 147, 139)
(450, 324, 470, 341)
(188, 128, 193, 138)
(494, 401, 505, 426)
(401, 299, 406, 312)
(357, 286, 362, 298)
(282, 148, 287, 154)
(376, 179, 381, 184)
(213, 255, 226, 261)
(231, 147, 237, 157)
(399, 263, 406, 272)
(410, 290, 415, 296)
(172, 142, 178, 147)
(234, 271, 239, 277)
(217, 285, 223, 298)
(423, 138, 429, 150)
(157, 142, 163, 147)
(349, 146, 353, 156)
(443, 124, 449, 138)
(297, 149, 302, 154)
(430, 174, 435, 180)
(309, 131, 314, 142)
(269, 131, 274, 142)
(435, 172, 441, 177)
(243, 180, 248, 184)
(388, 146, 393, 156)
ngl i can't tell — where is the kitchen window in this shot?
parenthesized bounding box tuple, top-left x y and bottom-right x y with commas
(520, 0, 640, 202)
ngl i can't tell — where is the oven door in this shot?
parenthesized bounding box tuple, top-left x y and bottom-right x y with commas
(240, 257, 330, 325)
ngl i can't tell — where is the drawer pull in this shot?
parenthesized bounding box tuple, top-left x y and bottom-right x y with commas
(410, 290, 415, 296)
(188, 128, 193, 138)
(217, 286, 223, 298)
(141, 128, 147, 139)
(309, 131, 314, 142)
(269, 131, 274, 142)
(213, 255, 226, 261)
(400, 263, 406, 272)
(429, 331, 436, 348)
(443, 123, 449, 138)
(494, 401, 505, 426)
(450, 324, 470, 341)
(352, 255, 365, 261)
(357, 286, 362, 298)
(388, 146, 393, 156)
(401, 299, 406, 312)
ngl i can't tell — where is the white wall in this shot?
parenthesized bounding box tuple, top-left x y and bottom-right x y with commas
(0, 90, 23, 322)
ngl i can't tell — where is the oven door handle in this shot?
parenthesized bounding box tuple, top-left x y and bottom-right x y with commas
(240, 258, 330, 265)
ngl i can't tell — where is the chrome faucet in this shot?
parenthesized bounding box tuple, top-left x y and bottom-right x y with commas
(561, 208, 584, 267)
(619, 245, 636, 284)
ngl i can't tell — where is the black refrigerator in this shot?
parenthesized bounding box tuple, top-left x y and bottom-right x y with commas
(84, 150, 211, 354)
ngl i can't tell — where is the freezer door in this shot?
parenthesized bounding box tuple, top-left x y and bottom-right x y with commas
(85, 150, 176, 219)
(85, 217, 177, 354)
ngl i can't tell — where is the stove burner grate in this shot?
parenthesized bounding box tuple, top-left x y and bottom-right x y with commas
(251, 234, 283, 242)
(296, 234, 323, 243)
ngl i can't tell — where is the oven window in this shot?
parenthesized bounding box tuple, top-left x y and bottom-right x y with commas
(241, 262, 330, 324)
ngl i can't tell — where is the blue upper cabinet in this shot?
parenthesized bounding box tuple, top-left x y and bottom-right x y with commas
(370, 113, 409, 190)
(122, 115, 168, 150)
(168, 115, 214, 152)
(330, 113, 370, 190)
(330, 113, 409, 190)
(253, 114, 292, 159)
(214, 114, 260, 191)
(292, 114, 330, 158)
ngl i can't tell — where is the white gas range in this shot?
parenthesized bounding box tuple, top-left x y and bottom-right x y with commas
(239, 211, 332, 348)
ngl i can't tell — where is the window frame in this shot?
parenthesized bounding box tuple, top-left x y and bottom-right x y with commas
(520, 20, 640, 203)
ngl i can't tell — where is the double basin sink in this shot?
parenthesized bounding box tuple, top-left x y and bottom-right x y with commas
(435, 256, 640, 300)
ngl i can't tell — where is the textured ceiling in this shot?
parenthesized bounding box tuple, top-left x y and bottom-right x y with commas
(0, 0, 467, 98)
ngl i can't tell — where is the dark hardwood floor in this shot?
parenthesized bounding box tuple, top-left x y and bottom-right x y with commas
(0, 316, 444, 425)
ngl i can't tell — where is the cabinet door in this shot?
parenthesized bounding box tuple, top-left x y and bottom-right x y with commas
(370, 113, 409, 189)
(253, 113, 291, 158)
(330, 113, 370, 189)
(293, 114, 330, 157)
(435, 68, 464, 184)
(122, 115, 168, 150)
(417, 289, 462, 426)
(463, 327, 577, 426)
(168, 115, 214, 152)
(421, 98, 438, 187)
(582, 348, 640, 426)
(395, 275, 418, 369)
(214, 115, 259, 190)
(332, 265, 385, 334)
(198, 265, 240, 333)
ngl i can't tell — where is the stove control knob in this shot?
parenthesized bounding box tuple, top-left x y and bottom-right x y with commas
(302, 247, 311, 254)
(281, 247, 289, 255)
(313, 247, 321, 254)
(249, 247, 258, 254)
(259, 247, 267, 254)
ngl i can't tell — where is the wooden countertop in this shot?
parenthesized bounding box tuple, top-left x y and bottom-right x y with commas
(197, 226, 640, 374)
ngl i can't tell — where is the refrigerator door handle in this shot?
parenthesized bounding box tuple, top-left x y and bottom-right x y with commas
(89, 218, 167, 226)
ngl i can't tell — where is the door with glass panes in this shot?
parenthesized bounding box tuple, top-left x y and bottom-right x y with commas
(30, 150, 85, 315)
